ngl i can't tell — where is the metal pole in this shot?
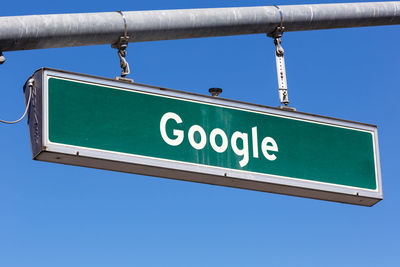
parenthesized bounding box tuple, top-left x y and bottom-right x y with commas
(0, 2, 399, 52)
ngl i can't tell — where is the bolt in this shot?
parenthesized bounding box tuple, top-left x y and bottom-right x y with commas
(0, 52, 5, 65)
(209, 87, 222, 97)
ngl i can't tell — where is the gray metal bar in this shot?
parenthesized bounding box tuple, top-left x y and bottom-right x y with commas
(0, 2, 399, 52)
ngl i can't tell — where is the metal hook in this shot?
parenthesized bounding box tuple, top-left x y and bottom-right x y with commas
(112, 11, 132, 81)
(267, 5, 285, 39)
(117, 10, 128, 40)
(267, 5, 285, 56)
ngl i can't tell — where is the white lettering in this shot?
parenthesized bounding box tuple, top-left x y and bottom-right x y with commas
(160, 112, 278, 166)
(210, 128, 228, 153)
(252, 126, 259, 158)
(188, 125, 207, 150)
(160, 112, 184, 146)
(261, 137, 278, 161)
(231, 131, 249, 167)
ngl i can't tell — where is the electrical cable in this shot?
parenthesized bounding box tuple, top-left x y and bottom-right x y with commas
(0, 83, 32, 124)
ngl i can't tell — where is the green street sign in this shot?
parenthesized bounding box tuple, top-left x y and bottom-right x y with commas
(25, 68, 382, 206)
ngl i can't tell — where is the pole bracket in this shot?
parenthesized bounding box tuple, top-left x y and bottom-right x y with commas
(268, 6, 291, 107)
(112, 11, 133, 82)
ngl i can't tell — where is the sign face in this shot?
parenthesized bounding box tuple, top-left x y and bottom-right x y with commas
(25, 68, 382, 206)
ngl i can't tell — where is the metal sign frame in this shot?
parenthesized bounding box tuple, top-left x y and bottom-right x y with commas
(25, 68, 383, 206)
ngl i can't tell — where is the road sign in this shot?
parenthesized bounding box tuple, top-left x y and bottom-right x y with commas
(25, 68, 382, 206)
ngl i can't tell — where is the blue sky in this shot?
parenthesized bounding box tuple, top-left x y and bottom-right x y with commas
(0, 0, 399, 266)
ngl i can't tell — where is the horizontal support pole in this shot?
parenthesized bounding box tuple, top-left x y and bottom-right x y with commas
(0, 2, 399, 52)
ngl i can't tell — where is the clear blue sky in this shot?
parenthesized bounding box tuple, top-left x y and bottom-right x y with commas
(0, 0, 399, 266)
